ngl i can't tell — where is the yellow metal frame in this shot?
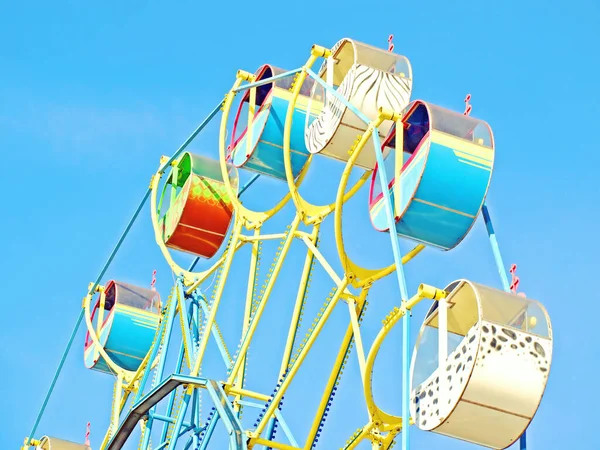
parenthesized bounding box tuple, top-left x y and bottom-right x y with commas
(333, 110, 425, 287)
(35, 42, 446, 450)
(282, 45, 371, 224)
(362, 284, 447, 429)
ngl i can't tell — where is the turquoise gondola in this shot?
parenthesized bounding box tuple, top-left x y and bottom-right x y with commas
(228, 64, 322, 180)
(369, 100, 495, 250)
(84, 280, 161, 374)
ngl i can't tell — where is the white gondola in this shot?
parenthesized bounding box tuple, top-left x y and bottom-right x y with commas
(305, 38, 412, 169)
(410, 280, 552, 449)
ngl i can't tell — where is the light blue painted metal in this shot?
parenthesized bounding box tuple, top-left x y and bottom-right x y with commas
(156, 278, 184, 383)
(150, 412, 195, 431)
(371, 131, 411, 450)
(481, 202, 527, 450)
(176, 283, 195, 367)
(159, 335, 187, 443)
(402, 309, 411, 450)
(198, 414, 220, 450)
(371, 132, 409, 301)
(206, 380, 246, 450)
(138, 279, 182, 450)
(482, 204, 511, 290)
(150, 413, 176, 424)
(166, 393, 192, 450)
(237, 400, 299, 448)
(189, 387, 202, 449)
(194, 292, 231, 368)
(134, 298, 173, 403)
(273, 409, 298, 448)
(239, 173, 260, 196)
(306, 68, 371, 125)
(232, 69, 301, 93)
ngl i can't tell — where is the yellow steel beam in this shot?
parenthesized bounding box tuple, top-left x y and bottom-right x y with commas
(347, 298, 366, 378)
(301, 235, 344, 287)
(226, 386, 271, 403)
(190, 220, 243, 377)
(226, 215, 302, 385)
(184, 239, 246, 295)
(241, 232, 287, 242)
(303, 287, 369, 448)
(362, 284, 447, 427)
(279, 224, 320, 376)
(281, 43, 369, 223)
(219, 71, 307, 229)
(111, 372, 124, 438)
(344, 424, 373, 450)
(250, 437, 301, 450)
(252, 278, 350, 438)
(234, 227, 262, 412)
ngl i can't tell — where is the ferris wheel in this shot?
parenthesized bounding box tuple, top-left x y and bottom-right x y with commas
(21, 37, 552, 450)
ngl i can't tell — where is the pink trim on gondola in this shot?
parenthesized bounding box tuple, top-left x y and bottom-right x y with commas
(84, 280, 116, 351)
(368, 128, 431, 209)
(227, 64, 276, 160)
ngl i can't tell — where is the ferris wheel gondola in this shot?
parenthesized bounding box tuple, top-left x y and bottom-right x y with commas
(410, 280, 552, 449)
(305, 38, 413, 169)
(369, 100, 495, 250)
(84, 280, 161, 374)
(158, 152, 237, 259)
(228, 64, 321, 180)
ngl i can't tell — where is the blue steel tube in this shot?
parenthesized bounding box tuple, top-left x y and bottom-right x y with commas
(306, 68, 371, 124)
(232, 69, 301, 93)
(156, 278, 184, 382)
(135, 304, 170, 403)
(370, 131, 411, 450)
(138, 278, 183, 450)
(159, 339, 187, 442)
(198, 415, 220, 450)
(159, 287, 195, 443)
(402, 310, 410, 450)
(481, 203, 526, 450)
(481, 204, 510, 290)
(166, 393, 192, 450)
(134, 284, 178, 403)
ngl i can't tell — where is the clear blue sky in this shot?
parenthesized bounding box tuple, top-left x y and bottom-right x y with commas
(1, 0, 598, 448)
